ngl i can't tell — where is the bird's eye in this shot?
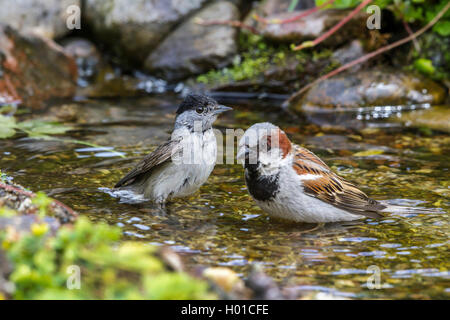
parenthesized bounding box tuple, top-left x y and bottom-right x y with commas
(196, 106, 205, 114)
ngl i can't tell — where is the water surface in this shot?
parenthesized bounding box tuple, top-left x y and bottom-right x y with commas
(0, 93, 448, 299)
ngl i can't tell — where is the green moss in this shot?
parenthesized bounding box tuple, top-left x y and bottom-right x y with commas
(0, 193, 215, 300)
(196, 33, 309, 85)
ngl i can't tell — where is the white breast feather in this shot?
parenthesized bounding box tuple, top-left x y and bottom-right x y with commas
(144, 129, 216, 203)
(254, 165, 361, 223)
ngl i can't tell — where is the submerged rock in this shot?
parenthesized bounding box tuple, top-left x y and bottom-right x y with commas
(0, 0, 80, 39)
(84, 0, 207, 64)
(291, 68, 447, 112)
(145, 1, 239, 81)
(0, 26, 77, 109)
(394, 106, 450, 133)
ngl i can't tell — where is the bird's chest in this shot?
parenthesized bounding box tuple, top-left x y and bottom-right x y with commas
(244, 168, 280, 201)
(174, 130, 216, 195)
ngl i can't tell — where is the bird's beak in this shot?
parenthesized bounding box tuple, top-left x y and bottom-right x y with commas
(213, 104, 232, 114)
(237, 146, 254, 167)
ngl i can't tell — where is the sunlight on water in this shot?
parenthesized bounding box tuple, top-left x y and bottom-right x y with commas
(0, 94, 448, 299)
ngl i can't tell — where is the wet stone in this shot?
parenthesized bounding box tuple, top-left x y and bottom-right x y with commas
(0, 26, 77, 109)
(145, 1, 239, 81)
(0, 0, 80, 39)
(291, 68, 447, 112)
(84, 0, 208, 64)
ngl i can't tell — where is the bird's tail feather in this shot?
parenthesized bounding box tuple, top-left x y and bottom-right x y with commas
(379, 199, 444, 215)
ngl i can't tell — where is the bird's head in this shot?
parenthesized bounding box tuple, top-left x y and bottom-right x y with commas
(237, 122, 292, 175)
(175, 94, 232, 132)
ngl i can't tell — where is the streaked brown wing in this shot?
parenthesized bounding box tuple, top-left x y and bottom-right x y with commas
(293, 146, 385, 218)
(114, 139, 181, 188)
(294, 145, 329, 169)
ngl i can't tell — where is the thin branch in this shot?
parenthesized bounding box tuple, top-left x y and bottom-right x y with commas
(195, 18, 260, 34)
(402, 19, 421, 52)
(284, 0, 450, 107)
(253, 0, 336, 25)
(293, 0, 372, 50)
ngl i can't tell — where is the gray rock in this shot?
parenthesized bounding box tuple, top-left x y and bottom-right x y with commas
(0, 0, 80, 39)
(259, 9, 367, 45)
(145, 1, 239, 81)
(291, 68, 447, 112)
(332, 40, 365, 66)
(244, 4, 367, 46)
(255, 0, 316, 15)
(61, 38, 102, 85)
(84, 0, 208, 63)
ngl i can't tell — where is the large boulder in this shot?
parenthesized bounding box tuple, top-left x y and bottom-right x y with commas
(145, 1, 239, 81)
(84, 0, 208, 64)
(290, 68, 447, 112)
(0, 26, 77, 109)
(0, 0, 80, 39)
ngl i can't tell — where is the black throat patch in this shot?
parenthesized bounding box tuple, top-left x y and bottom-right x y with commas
(244, 164, 280, 201)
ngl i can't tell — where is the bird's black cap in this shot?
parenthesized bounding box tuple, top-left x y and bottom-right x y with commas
(176, 94, 217, 115)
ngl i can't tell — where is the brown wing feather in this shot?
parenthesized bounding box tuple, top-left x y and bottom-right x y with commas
(294, 145, 329, 169)
(292, 145, 385, 218)
(114, 139, 181, 188)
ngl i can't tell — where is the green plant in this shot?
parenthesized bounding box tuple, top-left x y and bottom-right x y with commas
(316, 0, 450, 36)
(0, 114, 124, 157)
(0, 194, 215, 300)
(0, 114, 71, 139)
(197, 34, 312, 85)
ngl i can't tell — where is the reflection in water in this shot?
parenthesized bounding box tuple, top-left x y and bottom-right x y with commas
(0, 94, 448, 299)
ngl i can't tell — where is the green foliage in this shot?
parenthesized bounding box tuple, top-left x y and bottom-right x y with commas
(0, 114, 71, 139)
(411, 32, 450, 79)
(197, 34, 308, 85)
(288, 0, 300, 12)
(316, 0, 360, 9)
(0, 194, 215, 300)
(315, 0, 450, 36)
(414, 58, 436, 75)
(0, 115, 16, 139)
(197, 34, 274, 84)
(0, 114, 125, 158)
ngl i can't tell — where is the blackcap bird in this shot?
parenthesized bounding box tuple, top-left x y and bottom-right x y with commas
(114, 94, 231, 204)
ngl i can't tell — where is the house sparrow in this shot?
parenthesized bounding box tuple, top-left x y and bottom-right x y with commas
(113, 94, 231, 204)
(237, 122, 387, 223)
